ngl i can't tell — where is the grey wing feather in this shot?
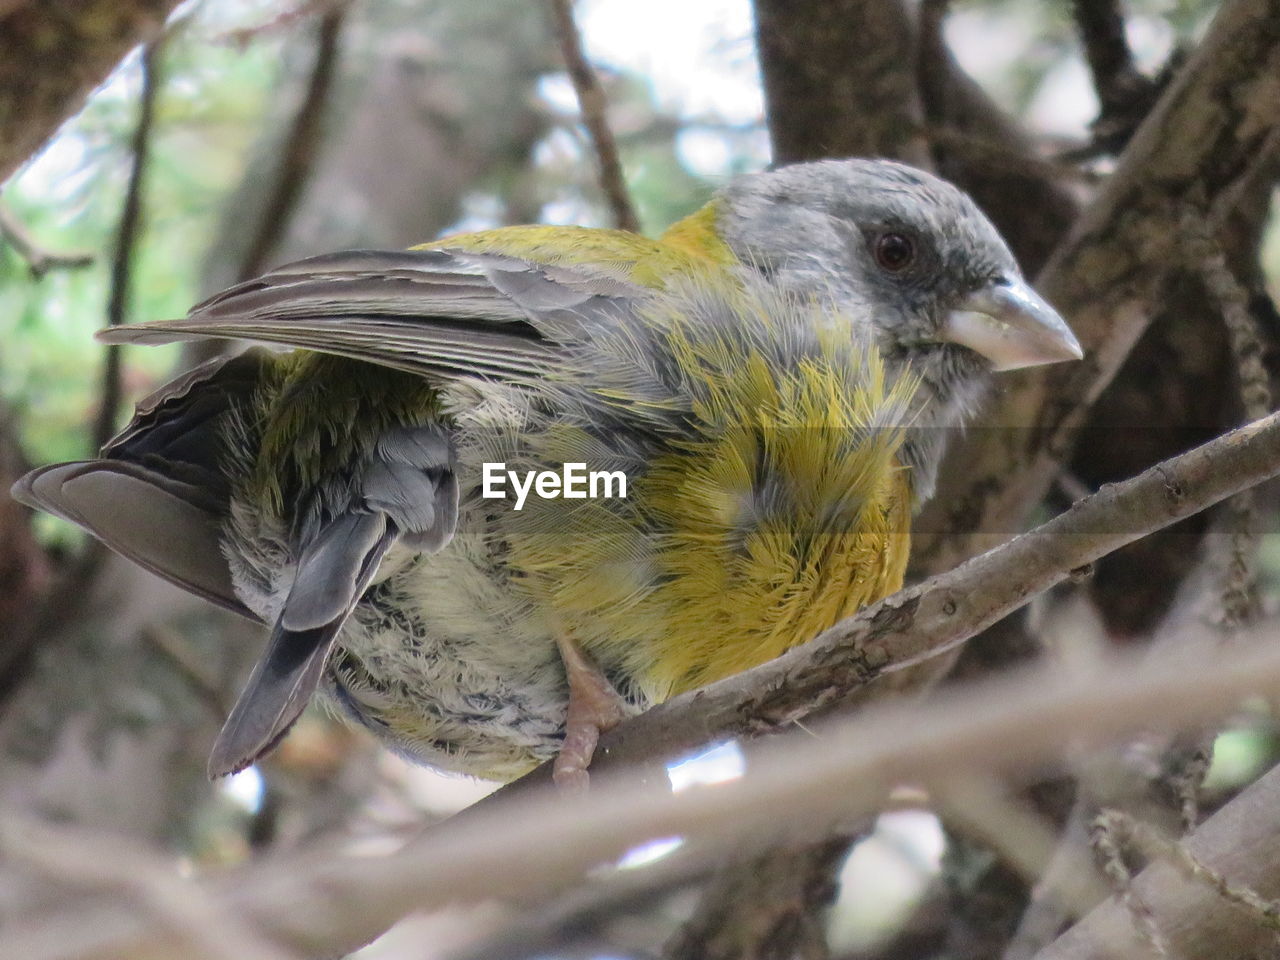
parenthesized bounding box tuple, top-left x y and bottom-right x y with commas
(376, 422, 454, 465)
(9, 350, 268, 620)
(282, 512, 391, 633)
(94, 248, 648, 384)
(12, 462, 250, 618)
(364, 424, 459, 550)
(208, 422, 459, 777)
(205, 623, 335, 778)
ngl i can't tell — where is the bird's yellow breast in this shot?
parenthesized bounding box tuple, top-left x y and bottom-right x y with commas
(637, 430, 913, 699)
(500, 308, 919, 703)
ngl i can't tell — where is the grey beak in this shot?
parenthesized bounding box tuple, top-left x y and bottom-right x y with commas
(941, 279, 1082, 371)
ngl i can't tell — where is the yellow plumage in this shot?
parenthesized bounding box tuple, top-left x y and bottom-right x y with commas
(339, 209, 919, 761)
(233, 203, 922, 780)
(481, 267, 920, 708)
(437, 200, 736, 286)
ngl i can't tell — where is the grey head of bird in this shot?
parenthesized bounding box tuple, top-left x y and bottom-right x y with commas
(715, 158, 1081, 391)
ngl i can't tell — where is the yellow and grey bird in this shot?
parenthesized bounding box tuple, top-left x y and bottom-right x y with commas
(12, 159, 1081, 786)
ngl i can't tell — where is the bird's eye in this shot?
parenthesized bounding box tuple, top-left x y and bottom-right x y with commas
(873, 232, 915, 273)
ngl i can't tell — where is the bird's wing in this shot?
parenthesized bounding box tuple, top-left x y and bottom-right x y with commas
(70, 244, 659, 776)
(208, 422, 458, 778)
(10, 351, 266, 620)
(95, 248, 648, 382)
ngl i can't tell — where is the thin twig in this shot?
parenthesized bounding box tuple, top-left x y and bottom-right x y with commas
(92, 39, 163, 452)
(0, 204, 94, 278)
(546, 0, 639, 232)
(1157, 205, 1277, 830)
(237, 5, 345, 282)
(139, 625, 232, 718)
(215, 0, 337, 49)
(1091, 810, 1169, 958)
(1016, 525, 1279, 960)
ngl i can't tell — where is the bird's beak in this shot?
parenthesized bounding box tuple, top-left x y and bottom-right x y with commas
(941, 279, 1082, 371)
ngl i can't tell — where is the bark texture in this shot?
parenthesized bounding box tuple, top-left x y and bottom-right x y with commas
(0, 0, 181, 183)
(755, 0, 930, 167)
(1033, 762, 1280, 960)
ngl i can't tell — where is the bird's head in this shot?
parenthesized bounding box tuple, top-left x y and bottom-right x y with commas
(713, 158, 1081, 497)
(715, 157, 1081, 387)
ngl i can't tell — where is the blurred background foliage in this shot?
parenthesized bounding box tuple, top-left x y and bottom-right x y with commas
(0, 0, 763, 478)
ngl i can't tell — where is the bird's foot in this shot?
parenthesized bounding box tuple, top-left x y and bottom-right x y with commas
(553, 632, 631, 793)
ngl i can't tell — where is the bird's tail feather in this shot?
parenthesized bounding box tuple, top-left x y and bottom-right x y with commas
(206, 620, 340, 778)
(208, 512, 398, 778)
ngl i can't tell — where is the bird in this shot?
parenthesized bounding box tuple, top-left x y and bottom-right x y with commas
(12, 159, 1081, 788)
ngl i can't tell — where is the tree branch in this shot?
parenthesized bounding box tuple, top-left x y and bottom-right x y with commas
(1073, 0, 1138, 105)
(237, 5, 345, 282)
(1060, 176, 1272, 641)
(746, 23, 1084, 943)
(93, 38, 163, 452)
(12, 410, 1280, 959)
(0, 816, 298, 960)
(467, 408, 1280, 810)
(0, 0, 182, 184)
(725, 2, 971, 946)
(546, 0, 638, 232)
(754, 0, 930, 167)
(1071, 0, 1160, 150)
(1032, 762, 1280, 960)
(12, 612, 1280, 958)
(0, 402, 52, 701)
(0, 205, 93, 277)
(915, 2, 1080, 276)
(756, 0, 1082, 277)
(752, 0, 1081, 277)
